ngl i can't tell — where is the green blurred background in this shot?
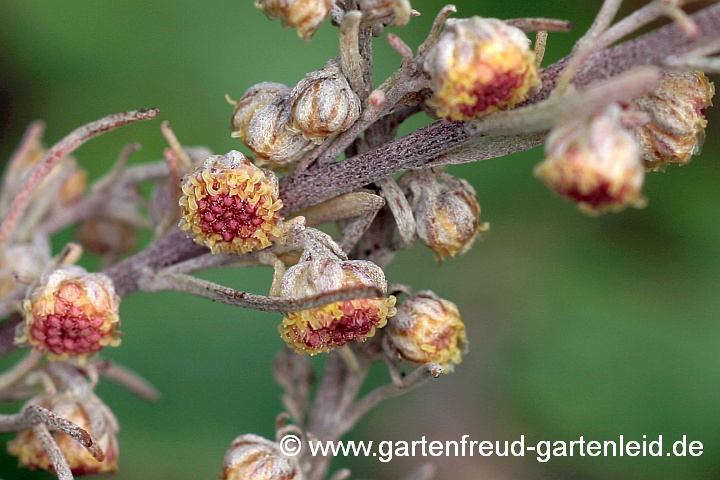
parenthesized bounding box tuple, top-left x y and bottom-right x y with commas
(0, 0, 718, 479)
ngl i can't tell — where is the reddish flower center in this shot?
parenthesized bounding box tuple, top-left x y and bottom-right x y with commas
(430, 326, 457, 351)
(196, 189, 266, 243)
(457, 70, 524, 118)
(297, 300, 381, 350)
(562, 181, 619, 208)
(30, 295, 107, 355)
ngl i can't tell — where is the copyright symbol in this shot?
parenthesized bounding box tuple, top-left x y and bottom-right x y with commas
(280, 434, 302, 456)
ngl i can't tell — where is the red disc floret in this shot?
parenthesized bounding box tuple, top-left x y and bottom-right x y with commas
(29, 290, 107, 356)
(297, 299, 381, 351)
(195, 189, 266, 243)
(457, 70, 524, 118)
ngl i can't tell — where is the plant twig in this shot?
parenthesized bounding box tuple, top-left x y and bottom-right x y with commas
(0, 109, 159, 251)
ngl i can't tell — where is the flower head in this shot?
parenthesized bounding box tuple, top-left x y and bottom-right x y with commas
(278, 254, 396, 355)
(16, 266, 120, 361)
(255, 0, 333, 40)
(179, 151, 285, 254)
(423, 17, 540, 120)
(534, 106, 646, 215)
(288, 62, 361, 144)
(385, 291, 467, 372)
(631, 70, 714, 170)
(402, 171, 488, 260)
(9, 394, 118, 475)
(223, 434, 303, 480)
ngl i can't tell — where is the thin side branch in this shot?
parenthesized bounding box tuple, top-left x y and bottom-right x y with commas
(140, 271, 383, 312)
(0, 109, 159, 251)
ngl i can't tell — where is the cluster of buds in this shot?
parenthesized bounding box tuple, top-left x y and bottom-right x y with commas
(15, 266, 121, 361)
(423, 17, 540, 120)
(534, 106, 646, 215)
(385, 291, 468, 373)
(223, 434, 303, 480)
(9, 393, 119, 475)
(255, 0, 333, 40)
(277, 234, 396, 354)
(179, 151, 285, 254)
(630, 70, 715, 170)
(400, 170, 488, 260)
(230, 62, 361, 167)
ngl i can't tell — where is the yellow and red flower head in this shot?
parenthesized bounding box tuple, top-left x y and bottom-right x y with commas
(278, 257, 396, 355)
(630, 70, 714, 170)
(179, 151, 284, 254)
(9, 394, 118, 475)
(16, 266, 121, 362)
(534, 106, 646, 215)
(385, 290, 467, 373)
(423, 17, 540, 120)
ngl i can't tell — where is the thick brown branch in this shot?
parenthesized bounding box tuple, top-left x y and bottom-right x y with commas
(279, 2, 720, 213)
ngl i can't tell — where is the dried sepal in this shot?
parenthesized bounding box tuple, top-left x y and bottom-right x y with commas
(288, 62, 361, 144)
(423, 17, 540, 120)
(630, 70, 714, 170)
(16, 266, 121, 361)
(401, 171, 488, 260)
(534, 105, 646, 215)
(255, 0, 333, 40)
(223, 434, 304, 480)
(8, 394, 118, 475)
(385, 290, 467, 373)
(179, 151, 285, 254)
(278, 245, 396, 354)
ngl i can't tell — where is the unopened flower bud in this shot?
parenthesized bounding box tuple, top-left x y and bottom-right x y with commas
(534, 106, 646, 215)
(75, 218, 136, 256)
(385, 291, 467, 372)
(179, 151, 284, 254)
(9, 394, 118, 475)
(0, 244, 50, 299)
(288, 63, 361, 144)
(358, 0, 412, 26)
(423, 17, 540, 120)
(16, 267, 121, 361)
(60, 168, 88, 205)
(223, 434, 303, 480)
(245, 99, 314, 168)
(278, 253, 396, 354)
(402, 171, 488, 260)
(230, 82, 292, 143)
(630, 70, 714, 170)
(255, 0, 333, 40)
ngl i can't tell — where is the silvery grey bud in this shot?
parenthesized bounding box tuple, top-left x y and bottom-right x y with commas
(255, 0, 333, 40)
(230, 82, 291, 143)
(400, 171, 488, 260)
(358, 0, 412, 26)
(245, 98, 314, 168)
(288, 63, 361, 144)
